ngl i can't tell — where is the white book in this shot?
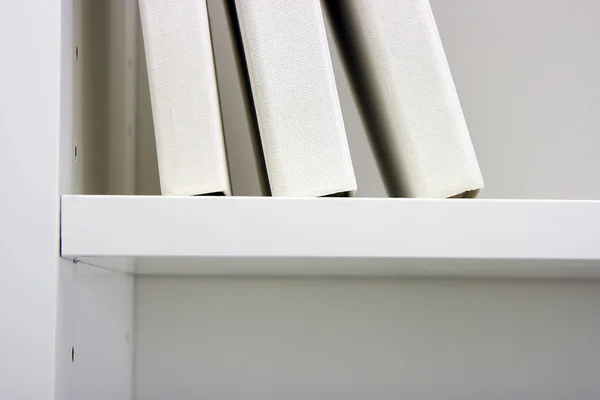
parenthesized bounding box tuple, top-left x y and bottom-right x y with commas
(325, 0, 483, 198)
(139, 0, 230, 196)
(232, 0, 356, 197)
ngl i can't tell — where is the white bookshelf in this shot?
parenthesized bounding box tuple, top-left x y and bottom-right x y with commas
(3, 0, 600, 399)
(61, 195, 600, 278)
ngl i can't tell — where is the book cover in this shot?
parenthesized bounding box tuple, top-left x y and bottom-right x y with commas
(231, 0, 356, 197)
(326, 0, 483, 198)
(139, 0, 230, 196)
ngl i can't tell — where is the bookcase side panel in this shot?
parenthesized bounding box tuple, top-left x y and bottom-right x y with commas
(57, 1, 136, 399)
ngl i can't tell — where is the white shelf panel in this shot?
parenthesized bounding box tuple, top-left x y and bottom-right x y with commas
(60, 195, 600, 277)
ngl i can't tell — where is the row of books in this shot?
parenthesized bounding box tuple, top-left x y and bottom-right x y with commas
(138, 0, 484, 198)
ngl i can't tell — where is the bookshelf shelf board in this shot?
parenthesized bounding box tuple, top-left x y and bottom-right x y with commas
(60, 195, 600, 278)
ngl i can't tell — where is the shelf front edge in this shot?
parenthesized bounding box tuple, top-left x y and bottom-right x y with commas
(60, 195, 600, 276)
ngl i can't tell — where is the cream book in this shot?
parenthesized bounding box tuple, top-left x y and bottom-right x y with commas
(326, 0, 483, 198)
(231, 0, 356, 197)
(139, 0, 230, 196)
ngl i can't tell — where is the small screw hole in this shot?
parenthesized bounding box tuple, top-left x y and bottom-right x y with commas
(74, 145, 78, 161)
(75, 46, 79, 61)
(71, 346, 75, 362)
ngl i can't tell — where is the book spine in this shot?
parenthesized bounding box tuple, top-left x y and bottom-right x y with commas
(139, 0, 230, 196)
(326, 0, 483, 198)
(233, 0, 356, 197)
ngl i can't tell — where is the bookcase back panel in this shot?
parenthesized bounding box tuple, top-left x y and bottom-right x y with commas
(135, 276, 600, 399)
(430, 0, 600, 200)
